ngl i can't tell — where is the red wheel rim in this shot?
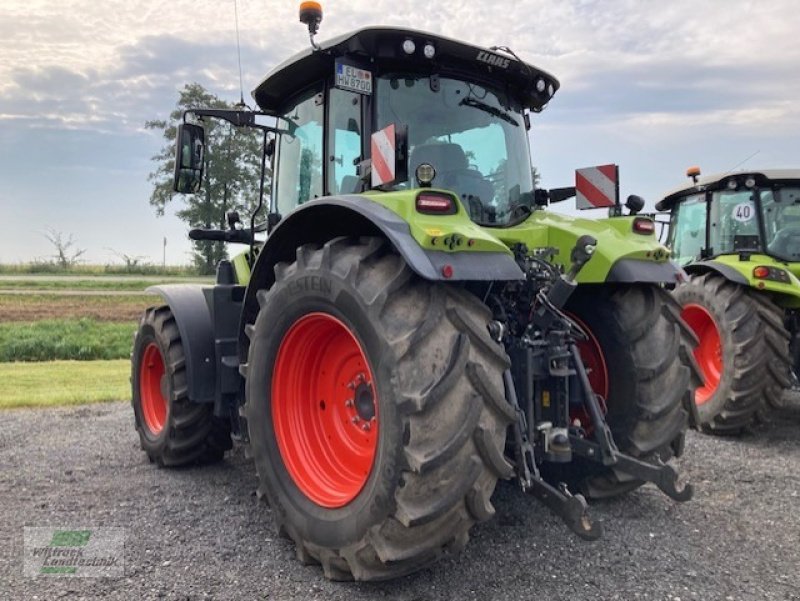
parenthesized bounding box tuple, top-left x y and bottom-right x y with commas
(681, 303, 722, 405)
(272, 313, 378, 508)
(568, 313, 609, 400)
(567, 313, 609, 432)
(140, 342, 167, 435)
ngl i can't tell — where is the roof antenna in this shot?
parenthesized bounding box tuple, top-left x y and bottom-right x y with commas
(233, 0, 246, 107)
(299, 2, 323, 51)
(721, 150, 760, 177)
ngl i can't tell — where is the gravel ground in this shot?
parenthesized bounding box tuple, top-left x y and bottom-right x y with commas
(1, 402, 798, 601)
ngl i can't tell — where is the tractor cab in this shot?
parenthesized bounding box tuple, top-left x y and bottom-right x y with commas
(658, 168, 800, 272)
(252, 25, 558, 227)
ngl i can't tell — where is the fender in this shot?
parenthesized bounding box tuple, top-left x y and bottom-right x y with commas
(683, 260, 749, 285)
(605, 258, 687, 284)
(146, 284, 216, 403)
(239, 195, 524, 350)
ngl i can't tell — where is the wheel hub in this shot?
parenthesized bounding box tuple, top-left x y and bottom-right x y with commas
(354, 379, 376, 422)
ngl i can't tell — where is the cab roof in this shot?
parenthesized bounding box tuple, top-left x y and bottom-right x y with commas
(656, 169, 800, 212)
(252, 26, 559, 114)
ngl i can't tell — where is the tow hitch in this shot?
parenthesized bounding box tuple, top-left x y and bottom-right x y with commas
(494, 236, 693, 540)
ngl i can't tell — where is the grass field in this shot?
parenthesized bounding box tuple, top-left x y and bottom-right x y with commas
(0, 277, 209, 292)
(0, 319, 136, 362)
(0, 272, 172, 407)
(0, 262, 200, 277)
(0, 360, 130, 408)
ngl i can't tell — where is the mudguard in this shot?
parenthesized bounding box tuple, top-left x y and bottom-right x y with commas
(146, 284, 216, 403)
(683, 261, 748, 285)
(606, 258, 687, 284)
(240, 196, 524, 347)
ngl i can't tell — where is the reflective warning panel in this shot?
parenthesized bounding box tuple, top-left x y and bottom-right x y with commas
(371, 124, 397, 187)
(575, 164, 619, 209)
(335, 61, 373, 95)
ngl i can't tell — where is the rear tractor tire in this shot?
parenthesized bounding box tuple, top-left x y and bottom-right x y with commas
(674, 273, 791, 433)
(131, 305, 232, 466)
(548, 284, 700, 499)
(243, 236, 514, 581)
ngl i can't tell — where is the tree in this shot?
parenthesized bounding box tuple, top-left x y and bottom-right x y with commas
(45, 229, 85, 270)
(107, 248, 148, 273)
(146, 83, 266, 274)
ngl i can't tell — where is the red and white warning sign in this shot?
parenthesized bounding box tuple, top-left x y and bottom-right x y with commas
(371, 124, 397, 188)
(575, 164, 619, 209)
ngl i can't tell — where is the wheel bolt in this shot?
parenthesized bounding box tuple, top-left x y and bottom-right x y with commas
(351, 416, 360, 424)
(345, 399, 354, 408)
(361, 423, 371, 431)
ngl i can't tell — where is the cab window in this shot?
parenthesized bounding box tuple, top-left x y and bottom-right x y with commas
(669, 194, 706, 265)
(709, 190, 759, 255)
(327, 88, 362, 194)
(276, 89, 324, 212)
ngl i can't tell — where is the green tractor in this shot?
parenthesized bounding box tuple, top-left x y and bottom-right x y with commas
(132, 5, 699, 581)
(658, 167, 800, 432)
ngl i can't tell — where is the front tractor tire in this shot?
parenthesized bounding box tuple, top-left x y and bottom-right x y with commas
(243, 237, 514, 581)
(131, 306, 232, 466)
(674, 273, 791, 433)
(555, 284, 700, 499)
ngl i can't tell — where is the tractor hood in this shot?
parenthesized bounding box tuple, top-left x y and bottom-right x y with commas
(354, 189, 679, 285)
(252, 27, 559, 113)
(497, 211, 679, 284)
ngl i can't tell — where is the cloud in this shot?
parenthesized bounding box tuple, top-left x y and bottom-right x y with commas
(1, 0, 799, 264)
(0, 34, 283, 135)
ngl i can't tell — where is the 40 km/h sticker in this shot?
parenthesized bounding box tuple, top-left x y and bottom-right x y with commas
(733, 202, 755, 222)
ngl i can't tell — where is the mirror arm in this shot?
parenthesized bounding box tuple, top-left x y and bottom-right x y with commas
(251, 130, 270, 256)
(183, 109, 283, 134)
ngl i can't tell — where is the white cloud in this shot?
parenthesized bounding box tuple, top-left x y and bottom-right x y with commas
(1, 0, 798, 263)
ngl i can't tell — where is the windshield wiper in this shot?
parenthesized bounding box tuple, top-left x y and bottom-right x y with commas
(459, 97, 518, 127)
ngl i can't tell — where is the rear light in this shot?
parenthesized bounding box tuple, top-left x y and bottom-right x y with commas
(753, 266, 790, 283)
(416, 192, 456, 215)
(632, 217, 655, 235)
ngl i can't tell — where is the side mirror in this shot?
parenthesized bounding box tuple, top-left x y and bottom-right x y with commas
(173, 123, 205, 194)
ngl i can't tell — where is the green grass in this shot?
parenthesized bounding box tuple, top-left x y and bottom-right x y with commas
(0, 278, 210, 292)
(0, 319, 135, 362)
(0, 360, 130, 408)
(0, 262, 200, 276)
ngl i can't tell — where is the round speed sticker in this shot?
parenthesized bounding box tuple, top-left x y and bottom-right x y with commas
(732, 202, 755, 222)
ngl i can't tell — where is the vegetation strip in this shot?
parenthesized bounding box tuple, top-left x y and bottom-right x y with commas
(0, 319, 136, 362)
(0, 360, 130, 408)
(0, 279, 206, 292)
(0, 294, 155, 322)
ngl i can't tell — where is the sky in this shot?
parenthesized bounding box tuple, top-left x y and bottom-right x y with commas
(0, 0, 798, 265)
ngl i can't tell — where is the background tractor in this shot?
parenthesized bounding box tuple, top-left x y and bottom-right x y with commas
(658, 167, 800, 432)
(131, 5, 699, 581)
